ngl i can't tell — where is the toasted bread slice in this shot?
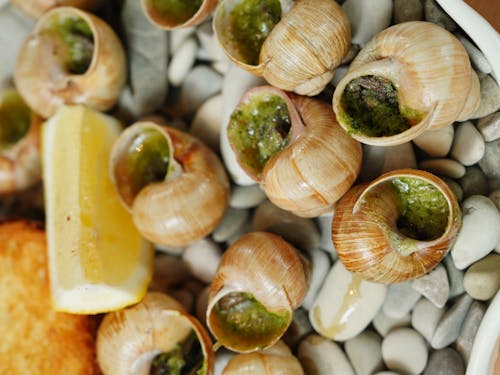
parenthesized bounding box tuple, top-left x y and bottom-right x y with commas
(0, 220, 100, 374)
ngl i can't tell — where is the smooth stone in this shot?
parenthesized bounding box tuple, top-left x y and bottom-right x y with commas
(345, 331, 384, 375)
(411, 298, 445, 343)
(196, 21, 227, 63)
(302, 249, 331, 311)
(456, 301, 486, 364)
(489, 179, 500, 194)
(212, 60, 229, 75)
(342, 0, 393, 45)
(212, 207, 249, 243)
(332, 65, 349, 87)
(169, 27, 196, 55)
(393, 0, 424, 23)
(412, 264, 449, 308)
(283, 308, 313, 349)
(423, 348, 465, 375)
(297, 334, 355, 375)
(383, 281, 422, 319)
(463, 253, 500, 300)
(214, 349, 236, 375)
(167, 37, 198, 87)
(444, 254, 466, 298)
(180, 66, 222, 116)
(374, 373, 401, 375)
(252, 200, 321, 252)
(229, 184, 266, 209)
(0, 0, 9, 8)
(225, 220, 252, 247)
(456, 34, 492, 75)
(431, 294, 474, 349)
(310, 261, 387, 341)
(359, 144, 387, 182)
(470, 75, 500, 119)
(458, 167, 489, 198)
(169, 288, 194, 311)
(317, 213, 335, 255)
(381, 142, 417, 173)
(450, 122, 485, 166)
(413, 125, 454, 157)
(341, 44, 360, 65)
(149, 254, 191, 292)
(451, 195, 500, 269)
(424, 0, 457, 31)
(373, 309, 411, 337)
(182, 238, 222, 284)
(490, 190, 500, 210)
(418, 158, 466, 179)
(442, 177, 464, 202)
(382, 328, 428, 375)
(477, 112, 500, 141)
(190, 94, 223, 152)
(479, 139, 500, 179)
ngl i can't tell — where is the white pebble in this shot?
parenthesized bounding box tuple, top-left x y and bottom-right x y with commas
(373, 309, 411, 337)
(345, 331, 384, 375)
(298, 335, 355, 375)
(168, 37, 198, 86)
(463, 253, 500, 300)
(383, 281, 422, 319)
(190, 94, 223, 152)
(418, 158, 466, 179)
(456, 34, 492, 74)
(214, 349, 236, 375)
(302, 249, 331, 311)
(212, 207, 249, 243)
(342, 0, 393, 45)
(451, 195, 500, 269)
(382, 328, 428, 375)
(229, 184, 266, 209)
(413, 125, 454, 157)
(317, 213, 336, 255)
(450, 122, 485, 166)
(381, 142, 417, 173)
(182, 238, 222, 283)
(169, 27, 196, 55)
(411, 298, 445, 342)
(411, 264, 449, 308)
(180, 65, 222, 116)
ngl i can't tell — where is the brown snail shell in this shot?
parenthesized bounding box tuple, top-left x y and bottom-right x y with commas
(11, 0, 103, 18)
(227, 85, 362, 218)
(332, 21, 480, 146)
(206, 232, 310, 353)
(97, 292, 214, 375)
(141, 0, 218, 30)
(331, 169, 461, 283)
(222, 340, 304, 375)
(14, 6, 126, 118)
(0, 89, 42, 194)
(110, 121, 229, 248)
(213, 0, 351, 96)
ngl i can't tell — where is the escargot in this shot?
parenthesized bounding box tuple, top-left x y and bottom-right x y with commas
(213, 0, 351, 95)
(227, 85, 362, 217)
(97, 292, 214, 375)
(331, 169, 461, 283)
(14, 6, 126, 118)
(141, 0, 218, 29)
(332, 21, 480, 146)
(206, 232, 310, 353)
(110, 121, 229, 248)
(11, 0, 103, 18)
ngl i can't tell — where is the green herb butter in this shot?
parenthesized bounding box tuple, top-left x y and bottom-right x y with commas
(340, 75, 425, 137)
(0, 90, 31, 150)
(148, 0, 203, 25)
(229, 0, 281, 65)
(227, 92, 291, 177)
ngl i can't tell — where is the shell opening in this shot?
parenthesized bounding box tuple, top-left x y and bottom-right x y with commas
(145, 0, 203, 26)
(227, 91, 291, 179)
(219, 0, 282, 66)
(112, 127, 173, 207)
(0, 90, 31, 150)
(339, 75, 426, 138)
(210, 292, 290, 351)
(39, 12, 94, 75)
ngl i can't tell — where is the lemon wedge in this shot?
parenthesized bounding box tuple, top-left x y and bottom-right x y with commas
(42, 105, 153, 314)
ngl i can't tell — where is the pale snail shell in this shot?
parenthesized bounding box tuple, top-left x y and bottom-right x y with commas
(227, 85, 362, 218)
(222, 340, 304, 375)
(206, 232, 310, 353)
(141, 0, 218, 30)
(14, 6, 126, 118)
(213, 0, 350, 96)
(331, 168, 461, 283)
(11, 0, 103, 18)
(0, 89, 42, 194)
(332, 21, 480, 146)
(97, 292, 214, 375)
(110, 121, 229, 248)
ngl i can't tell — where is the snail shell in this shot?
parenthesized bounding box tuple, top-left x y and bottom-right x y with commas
(97, 292, 214, 375)
(110, 121, 229, 248)
(222, 340, 304, 375)
(331, 169, 461, 283)
(206, 232, 310, 353)
(14, 6, 126, 118)
(227, 85, 362, 217)
(332, 21, 480, 146)
(11, 0, 102, 18)
(141, 0, 218, 30)
(213, 0, 350, 95)
(0, 89, 42, 194)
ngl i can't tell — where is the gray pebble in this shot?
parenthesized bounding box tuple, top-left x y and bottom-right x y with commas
(383, 281, 422, 319)
(212, 207, 249, 243)
(479, 138, 500, 179)
(411, 298, 445, 343)
(229, 184, 266, 209)
(180, 66, 222, 116)
(444, 255, 465, 298)
(345, 330, 384, 375)
(423, 348, 465, 375)
(424, 0, 457, 31)
(456, 301, 486, 364)
(317, 214, 335, 255)
(463, 253, 500, 300)
(373, 309, 411, 337)
(470, 75, 500, 119)
(431, 294, 473, 349)
(282, 308, 313, 349)
(450, 121, 485, 166)
(382, 328, 428, 375)
(394, 0, 424, 23)
(477, 112, 500, 141)
(412, 264, 449, 308)
(418, 158, 466, 179)
(341, 44, 360, 65)
(456, 34, 492, 75)
(458, 166, 489, 198)
(442, 177, 463, 202)
(489, 190, 500, 210)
